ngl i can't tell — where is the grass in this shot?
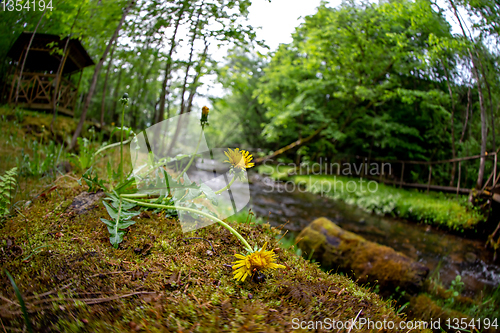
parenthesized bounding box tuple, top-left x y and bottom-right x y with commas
(257, 164, 485, 232)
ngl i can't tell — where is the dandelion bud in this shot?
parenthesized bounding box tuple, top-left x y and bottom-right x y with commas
(200, 106, 210, 127)
(202, 106, 209, 117)
(120, 92, 129, 106)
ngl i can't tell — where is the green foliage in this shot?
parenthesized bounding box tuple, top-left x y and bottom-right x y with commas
(78, 167, 108, 193)
(254, 0, 457, 162)
(207, 48, 269, 148)
(0, 167, 18, 217)
(17, 140, 64, 177)
(70, 137, 95, 171)
(100, 193, 140, 248)
(217, 0, 500, 189)
(14, 109, 25, 124)
(429, 274, 500, 322)
(447, 275, 465, 303)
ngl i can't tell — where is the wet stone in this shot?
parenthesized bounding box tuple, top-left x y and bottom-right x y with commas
(465, 252, 477, 263)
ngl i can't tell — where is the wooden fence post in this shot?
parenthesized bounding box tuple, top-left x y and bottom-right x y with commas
(456, 161, 461, 198)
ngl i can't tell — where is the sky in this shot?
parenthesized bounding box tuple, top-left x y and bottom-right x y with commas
(247, 0, 341, 52)
(198, 0, 344, 103)
(245, 0, 472, 51)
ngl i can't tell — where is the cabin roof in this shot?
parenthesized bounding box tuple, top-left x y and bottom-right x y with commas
(7, 32, 95, 75)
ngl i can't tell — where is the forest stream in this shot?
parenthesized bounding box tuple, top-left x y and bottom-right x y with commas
(191, 168, 500, 298)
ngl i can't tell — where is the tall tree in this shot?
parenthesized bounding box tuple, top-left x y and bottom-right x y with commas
(99, 40, 117, 128)
(448, 0, 488, 189)
(155, 1, 187, 124)
(70, 0, 135, 150)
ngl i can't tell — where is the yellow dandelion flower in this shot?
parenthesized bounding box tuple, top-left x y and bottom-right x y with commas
(224, 148, 255, 170)
(232, 242, 286, 282)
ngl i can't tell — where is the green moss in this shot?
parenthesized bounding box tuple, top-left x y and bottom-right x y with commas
(297, 218, 429, 296)
(408, 294, 470, 327)
(420, 278, 500, 325)
(0, 179, 428, 332)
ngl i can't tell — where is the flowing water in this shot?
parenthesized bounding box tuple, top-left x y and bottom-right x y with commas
(190, 168, 500, 296)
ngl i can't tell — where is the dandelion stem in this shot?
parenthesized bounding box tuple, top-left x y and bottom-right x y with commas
(176, 129, 203, 181)
(120, 104, 125, 183)
(93, 138, 132, 159)
(216, 174, 237, 195)
(120, 193, 156, 198)
(195, 174, 237, 200)
(121, 197, 253, 252)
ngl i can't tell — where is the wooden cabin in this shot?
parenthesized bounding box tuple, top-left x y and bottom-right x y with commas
(2, 32, 94, 116)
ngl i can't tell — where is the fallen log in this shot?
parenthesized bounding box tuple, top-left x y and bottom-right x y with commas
(253, 125, 326, 165)
(297, 217, 429, 296)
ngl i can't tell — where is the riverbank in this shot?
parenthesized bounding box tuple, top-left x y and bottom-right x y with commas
(258, 165, 485, 233)
(0, 177, 429, 332)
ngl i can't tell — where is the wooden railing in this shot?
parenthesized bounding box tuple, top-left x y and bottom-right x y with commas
(351, 151, 499, 196)
(288, 151, 499, 197)
(7, 72, 77, 116)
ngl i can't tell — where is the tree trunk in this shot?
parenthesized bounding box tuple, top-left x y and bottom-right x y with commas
(471, 58, 488, 189)
(133, 52, 157, 129)
(449, 0, 488, 189)
(460, 86, 471, 143)
(254, 125, 327, 164)
(14, 9, 47, 106)
(165, 4, 203, 157)
(444, 66, 457, 186)
(155, 2, 187, 124)
(111, 68, 123, 123)
(100, 39, 117, 128)
(70, 0, 135, 150)
(185, 40, 209, 114)
(179, 8, 202, 116)
(475, 49, 496, 152)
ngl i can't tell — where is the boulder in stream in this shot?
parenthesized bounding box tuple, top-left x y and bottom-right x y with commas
(297, 217, 429, 295)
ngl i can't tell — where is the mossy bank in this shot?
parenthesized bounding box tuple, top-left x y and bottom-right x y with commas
(0, 179, 431, 332)
(258, 165, 486, 233)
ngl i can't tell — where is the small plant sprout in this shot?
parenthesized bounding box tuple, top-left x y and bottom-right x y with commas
(175, 106, 211, 181)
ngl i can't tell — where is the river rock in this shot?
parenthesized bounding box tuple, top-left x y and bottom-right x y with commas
(297, 217, 429, 295)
